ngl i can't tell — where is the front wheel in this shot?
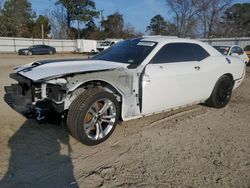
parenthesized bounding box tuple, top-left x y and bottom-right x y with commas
(67, 89, 120, 145)
(206, 75, 233, 108)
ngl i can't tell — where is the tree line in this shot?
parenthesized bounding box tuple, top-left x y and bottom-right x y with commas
(0, 0, 249, 39)
(147, 0, 250, 38)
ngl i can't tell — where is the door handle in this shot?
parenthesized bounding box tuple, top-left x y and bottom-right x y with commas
(143, 77, 151, 83)
(194, 66, 200, 71)
(142, 75, 151, 83)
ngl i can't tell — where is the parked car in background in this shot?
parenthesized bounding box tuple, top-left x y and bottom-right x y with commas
(96, 39, 122, 52)
(5, 36, 246, 145)
(244, 45, 250, 63)
(18, 45, 56, 56)
(213, 45, 249, 64)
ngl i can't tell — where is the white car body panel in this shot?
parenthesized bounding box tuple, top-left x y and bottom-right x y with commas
(142, 61, 205, 114)
(140, 38, 245, 115)
(6, 36, 246, 121)
(15, 60, 128, 81)
(141, 55, 245, 115)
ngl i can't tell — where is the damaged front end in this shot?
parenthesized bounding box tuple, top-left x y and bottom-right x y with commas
(4, 73, 65, 122)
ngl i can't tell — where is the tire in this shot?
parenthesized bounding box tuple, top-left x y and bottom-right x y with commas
(67, 88, 120, 145)
(49, 50, 53, 55)
(28, 51, 32, 56)
(206, 75, 233, 108)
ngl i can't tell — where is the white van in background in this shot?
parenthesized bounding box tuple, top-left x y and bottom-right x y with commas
(96, 39, 122, 52)
(76, 39, 97, 53)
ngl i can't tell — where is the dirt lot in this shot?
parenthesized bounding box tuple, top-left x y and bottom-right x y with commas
(0, 54, 249, 188)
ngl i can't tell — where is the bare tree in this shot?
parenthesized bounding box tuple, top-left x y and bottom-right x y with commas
(48, 7, 68, 39)
(122, 23, 142, 39)
(166, 0, 201, 37)
(198, 0, 232, 38)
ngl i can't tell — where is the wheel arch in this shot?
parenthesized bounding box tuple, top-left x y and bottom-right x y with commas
(71, 79, 123, 98)
(207, 73, 235, 102)
(206, 73, 235, 108)
(68, 79, 124, 118)
(224, 73, 233, 80)
(223, 73, 235, 86)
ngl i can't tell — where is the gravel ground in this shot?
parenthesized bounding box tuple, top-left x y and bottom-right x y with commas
(0, 54, 249, 188)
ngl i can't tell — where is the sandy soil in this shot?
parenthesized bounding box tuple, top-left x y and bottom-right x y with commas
(0, 54, 249, 188)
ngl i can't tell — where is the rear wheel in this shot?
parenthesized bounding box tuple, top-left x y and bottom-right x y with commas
(206, 75, 233, 108)
(67, 88, 120, 145)
(28, 51, 32, 56)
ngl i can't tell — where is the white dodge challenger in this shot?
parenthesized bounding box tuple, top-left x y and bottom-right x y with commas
(4, 36, 246, 145)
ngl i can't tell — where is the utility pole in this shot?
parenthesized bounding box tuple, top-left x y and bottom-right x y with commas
(77, 20, 80, 39)
(99, 10, 104, 31)
(41, 23, 44, 44)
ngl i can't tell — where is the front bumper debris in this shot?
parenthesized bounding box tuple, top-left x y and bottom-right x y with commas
(4, 84, 34, 117)
(4, 84, 64, 123)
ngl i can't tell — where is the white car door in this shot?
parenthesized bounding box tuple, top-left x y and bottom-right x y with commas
(141, 43, 211, 115)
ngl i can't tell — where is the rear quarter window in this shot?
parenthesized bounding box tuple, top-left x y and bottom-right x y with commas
(192, 44, 210, 61)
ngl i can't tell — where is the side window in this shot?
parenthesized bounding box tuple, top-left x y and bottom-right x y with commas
(151, 43, 209, 64)
(231, 47, 237, 54)
(192, 44, 210, 61)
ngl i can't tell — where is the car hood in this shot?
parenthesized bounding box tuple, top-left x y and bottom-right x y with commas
(14, 59, 128, 81)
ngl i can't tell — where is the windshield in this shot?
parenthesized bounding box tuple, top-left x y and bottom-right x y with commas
(100, 41, 111, 46)
(213, 46, 230, 55)
(29, 45, 38, 49)
(93, 38, 157, 65)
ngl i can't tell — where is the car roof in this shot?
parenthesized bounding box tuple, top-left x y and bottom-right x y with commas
(141, 36, 204, 45)
(140, 36, 221, 56)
